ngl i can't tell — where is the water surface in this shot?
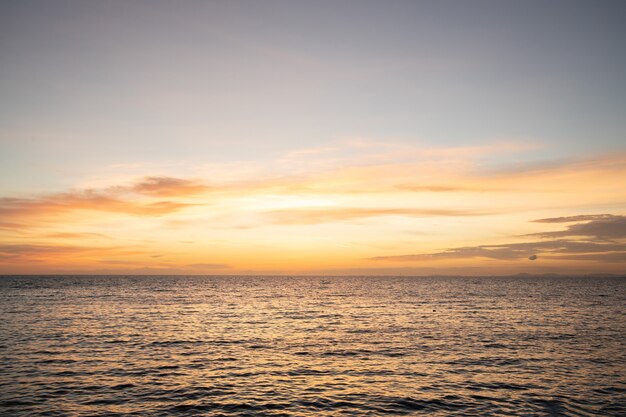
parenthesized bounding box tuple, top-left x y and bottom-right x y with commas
(1, 275, 625, 416)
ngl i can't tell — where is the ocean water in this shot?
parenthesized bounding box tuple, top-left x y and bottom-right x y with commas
(1, 275, 625, 416)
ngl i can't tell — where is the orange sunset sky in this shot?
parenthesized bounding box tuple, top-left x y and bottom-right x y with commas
(1, 1, 625, 275)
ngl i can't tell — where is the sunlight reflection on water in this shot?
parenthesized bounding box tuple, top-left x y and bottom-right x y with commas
(1, 275, 625, 416)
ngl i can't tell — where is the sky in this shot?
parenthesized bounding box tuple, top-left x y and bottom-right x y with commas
(1, 0, 625, 275)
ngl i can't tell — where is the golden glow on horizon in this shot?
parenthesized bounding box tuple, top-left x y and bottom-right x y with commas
(1, 143, 626, 275)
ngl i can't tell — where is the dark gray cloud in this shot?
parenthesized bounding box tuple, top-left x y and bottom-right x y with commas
(368, 214, 626, 264)
(528, 215, 626, 239)
(532, 214, 619, 223)
(369, 239, 626, 262)
(555, 252, 626, 262)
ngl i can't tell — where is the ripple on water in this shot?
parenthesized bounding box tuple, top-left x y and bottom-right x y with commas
(0, 275, 625, 416)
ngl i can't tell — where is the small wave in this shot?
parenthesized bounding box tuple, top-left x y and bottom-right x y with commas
(529, 398, 567, 414)
(1, 399, 37, 407)
(473, 382, 535, 391)
(594, 386, 626, 394)
(381, 396, 468, 412)
(35, 358, 77, 364)
(163, 403, 217, 413)
(156, 365, 180, 370)
(83, 398, 124, 405)
(322, 349, 374, 357)
(295, 398, 359, 411)
(104, 339, 132, 344)
(483, 342, 509, 348)
(32, 350, 63, 355)
(446, 357, 525, 367)
(50, 370, 79, 377)
(111, 383, 136, 390)
(149, 340, 204, 347)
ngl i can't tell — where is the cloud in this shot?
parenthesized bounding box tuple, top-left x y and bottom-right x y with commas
(368, 239, 626, 262)
(368, 214, 626, 264)
(0, 244, 84, 259)
(130, 176, 209, 197)
(528, 215, 626, 239)
(396, 184, 505, 193)
(532, 214, 619, 223)
(271, 139, 537, 174)
(0, 191, 194, 222)
(210, 147, 626, 199)
(0, 176, 210, 232)
(44, 232, 109, 239)
(488, 152, 626, 176)
(554, 252, 626, 262)
(0, 221, 28, 231)
(265, 207, 488, 225)
(0, 243, 143, 262)
(2, 144, 626, 274)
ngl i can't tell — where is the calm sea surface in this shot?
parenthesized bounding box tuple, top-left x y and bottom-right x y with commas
(1, 275, 625, 416)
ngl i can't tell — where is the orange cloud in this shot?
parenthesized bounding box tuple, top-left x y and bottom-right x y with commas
(1, 145, 625, 275)
(0, 243, 145, 262)
(0, 191, 194, 222)
(44, 232, 109, 239)
(0, 221, 27, 231)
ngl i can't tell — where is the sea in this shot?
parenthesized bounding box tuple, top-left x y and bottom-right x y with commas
(1, 275, 625, 416)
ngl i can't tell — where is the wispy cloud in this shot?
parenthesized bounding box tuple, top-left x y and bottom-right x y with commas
(130, 176, 209, 197)
(0, 181, 202, 233)
(554, 253, 626, 262)
(0, 192, 192, 218)
(44, 232, 109, 239)
(395, 184, 505, 193)
(532, 214, 619, 223)
(0, 243, 144, 262)
(272, 139, 535, 172)
(264, 207, 489, 225)
(0, 221, 27, 231)
(0, 176, 206, 226)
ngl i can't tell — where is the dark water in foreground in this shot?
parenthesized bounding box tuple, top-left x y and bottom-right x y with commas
(1, 276, 625, 416)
